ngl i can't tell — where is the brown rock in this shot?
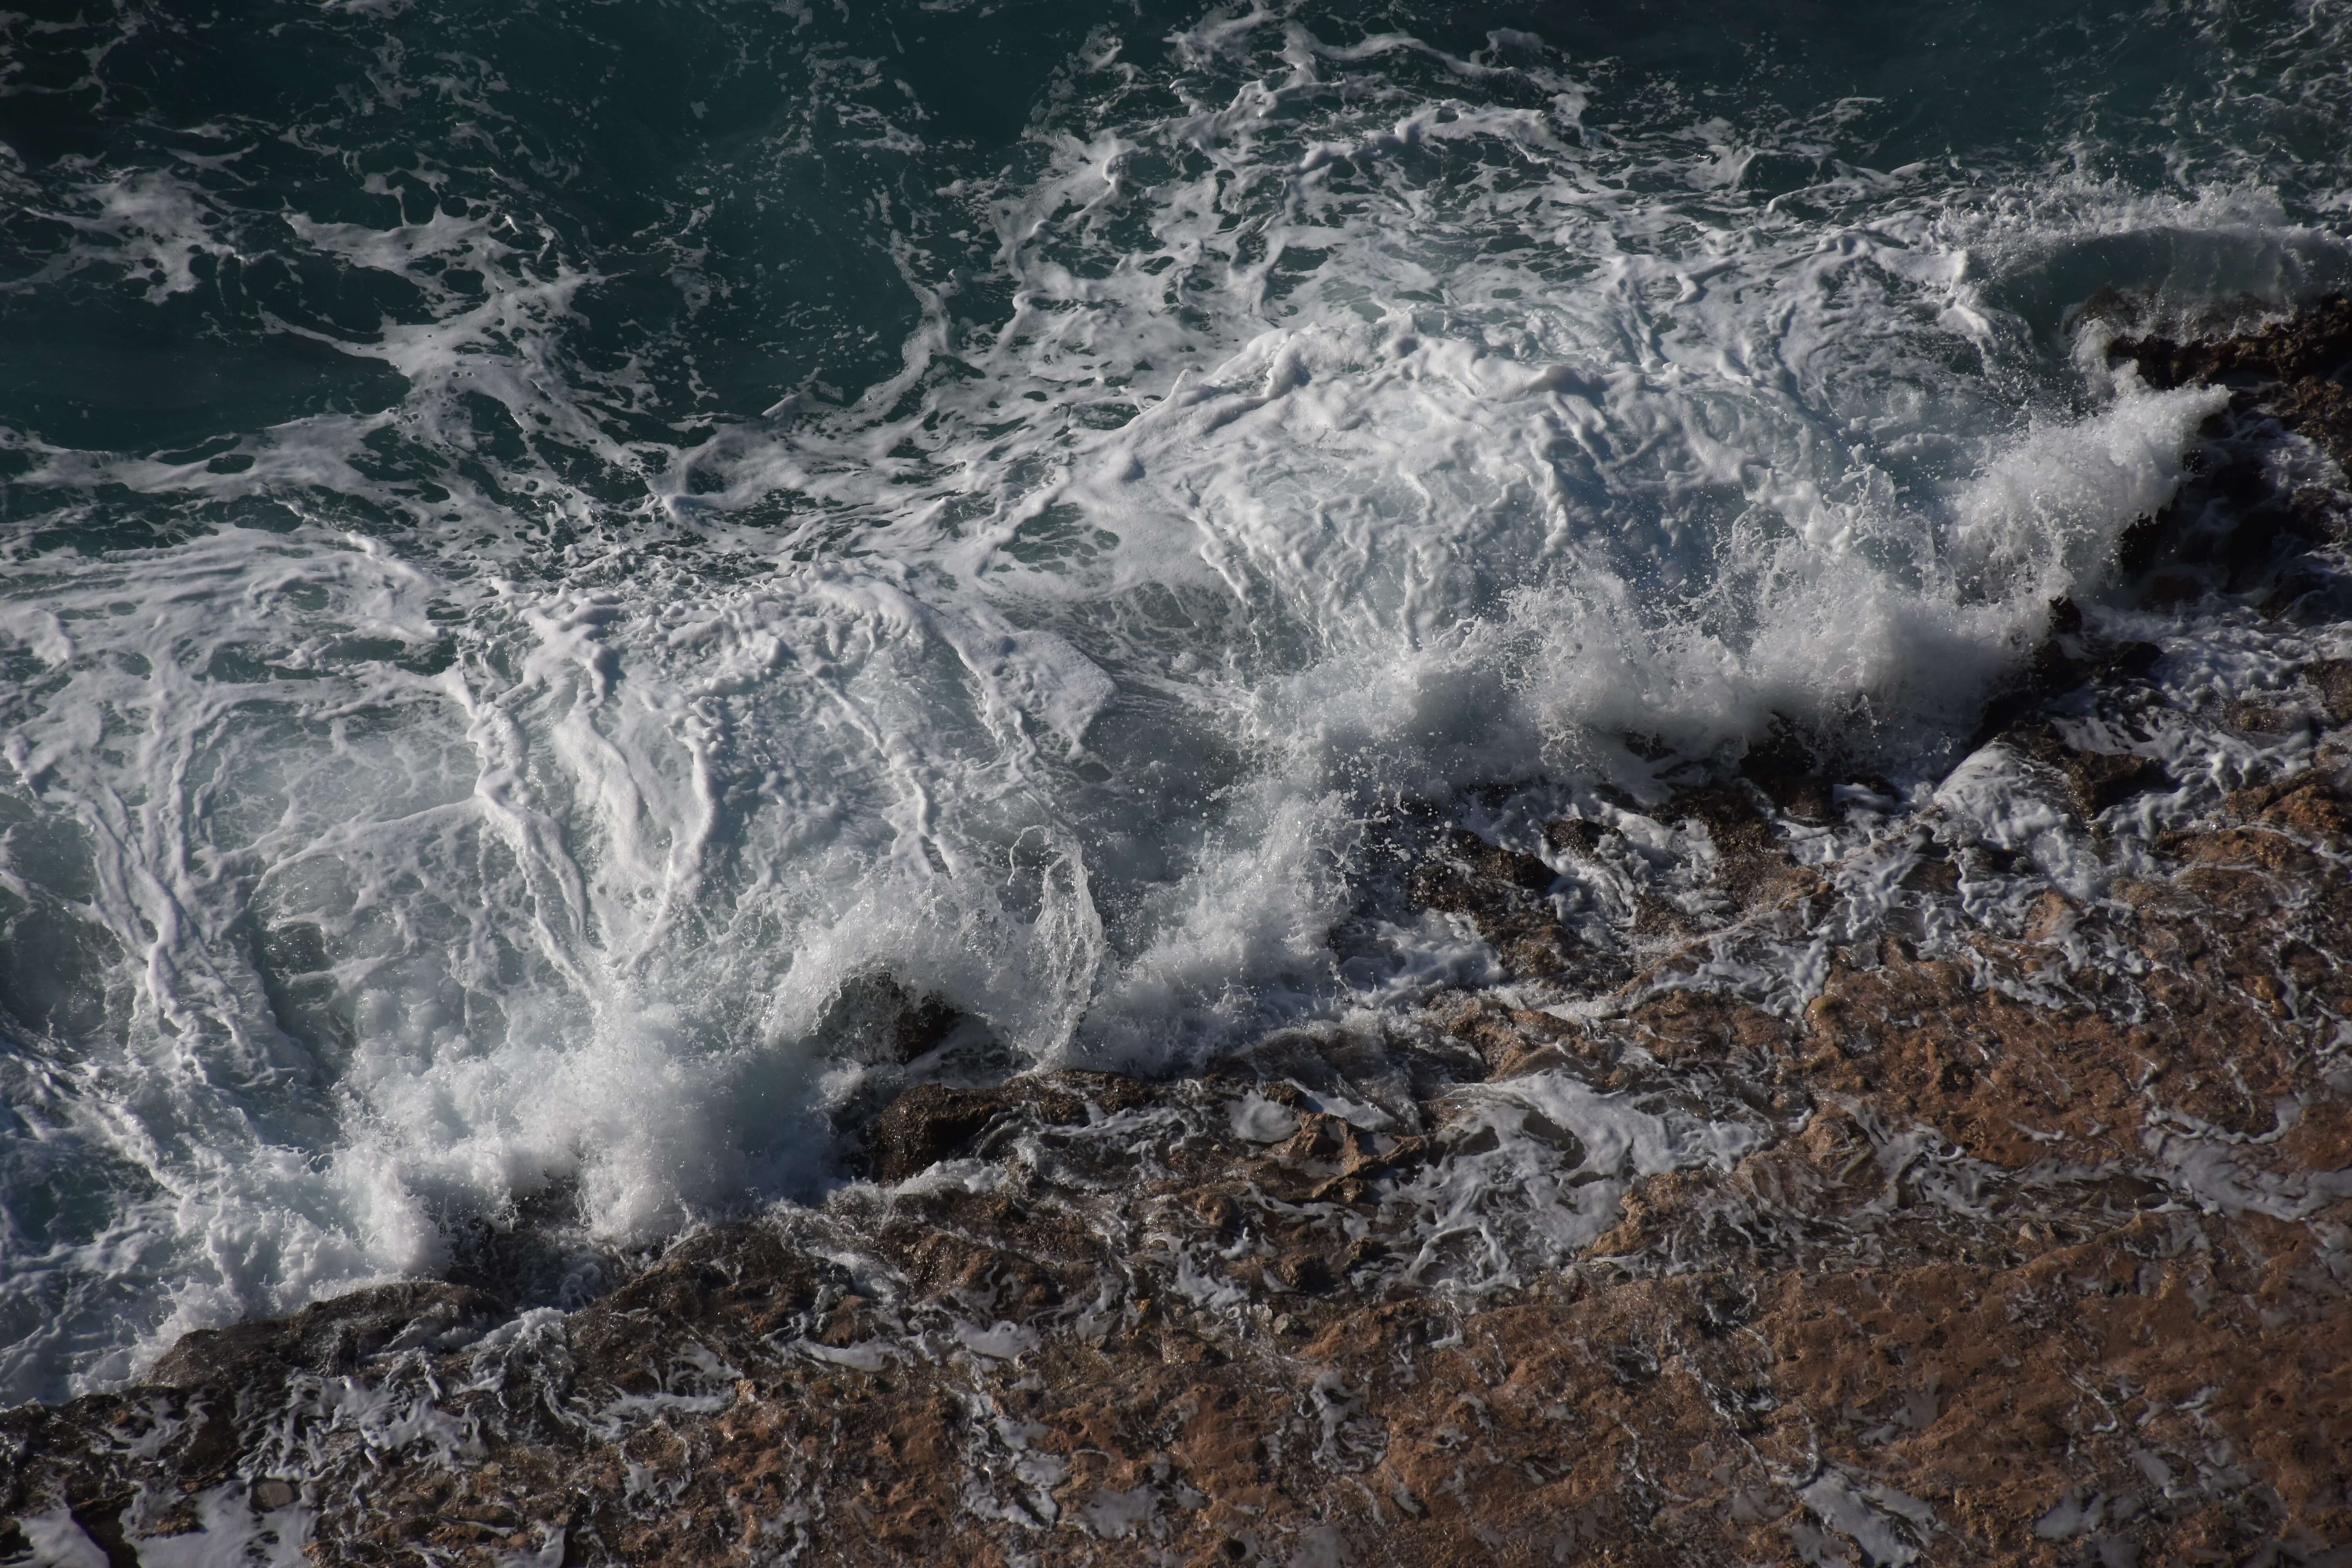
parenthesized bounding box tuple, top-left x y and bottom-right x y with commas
(864, 1082, 1008, 1181)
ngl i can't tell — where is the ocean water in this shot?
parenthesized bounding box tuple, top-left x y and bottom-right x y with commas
(0, 0, 2347, 1405)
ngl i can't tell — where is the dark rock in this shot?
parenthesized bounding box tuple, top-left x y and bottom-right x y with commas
(865, 1083, 1015, 1182)
(2316, 660, 2352, 724)
(2110, 293, 2352, 392)
(147, 1281, 503, 1390)
(1973, 633, 2166, 751)
(2003, 722, 2176, 816)
(820, 971, 967, 1065)
(2116, 514, 2165, 575)
(1409, 828, 1554, 901)
(2112, 292, 2352, 471)
(65, 1492, 136, 1568)
(862, 1073, 1151, 1183)
(1271, 1252, 1334, 1294)
(1407, 828, 1580, 978)
(1517, 1110, 1586, 1166)
(1544, 816, 1606, 855)
(1737, 725, 1834, 822)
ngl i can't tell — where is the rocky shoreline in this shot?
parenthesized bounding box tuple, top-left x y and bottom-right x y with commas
(6, 302, 2352, 1567)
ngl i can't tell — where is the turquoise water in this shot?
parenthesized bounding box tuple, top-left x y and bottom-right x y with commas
(0, 0, 2346, 1403)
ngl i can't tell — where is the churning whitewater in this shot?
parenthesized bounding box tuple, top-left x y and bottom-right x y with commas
(2, 0, 2348, 1404)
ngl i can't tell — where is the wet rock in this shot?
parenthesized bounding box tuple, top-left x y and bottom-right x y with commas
(1440, 993, 1602, 1079)
(2312, 659, 2352, 724)
(822, 971, 966, 1065)
(1407, 827, 1582, 980)
(864, 1072, 1154, 1183)
(2107, 297, 2352, 596)
(2002, 720, 2176, 816)
(1543, 814, 1607, 857)
(2110, 292, 2352, 396)
(864, 1082, 1010, 1181)
(1973, 623, 2166, 749)
(147, 1280, 503, 1389)
(1737, 725, 1836, 822)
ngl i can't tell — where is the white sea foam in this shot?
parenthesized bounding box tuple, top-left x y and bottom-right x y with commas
(1, 2, 2346, 1402)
